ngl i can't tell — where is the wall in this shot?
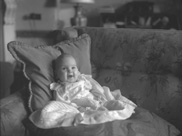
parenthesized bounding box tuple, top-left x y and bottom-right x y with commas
(16, 0, 58, 30)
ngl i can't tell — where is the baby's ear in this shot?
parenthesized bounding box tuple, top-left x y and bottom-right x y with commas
(78, 68, 81, 73)
(77, 71, 81, 75)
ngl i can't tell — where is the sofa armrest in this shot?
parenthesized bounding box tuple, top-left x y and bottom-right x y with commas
(0, 89, 28, 136)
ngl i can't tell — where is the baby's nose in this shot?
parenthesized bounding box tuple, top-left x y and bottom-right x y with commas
(67, 68, 72, 73)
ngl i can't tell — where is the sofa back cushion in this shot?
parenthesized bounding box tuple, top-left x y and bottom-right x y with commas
(79, 27, 182, 75)
(75, 27, 182, 131)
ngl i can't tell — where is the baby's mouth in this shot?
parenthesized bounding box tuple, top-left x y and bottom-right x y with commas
(68, 75, 74, 78)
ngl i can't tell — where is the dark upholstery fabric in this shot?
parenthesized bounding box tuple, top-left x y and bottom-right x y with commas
(0, 91, 28, 136)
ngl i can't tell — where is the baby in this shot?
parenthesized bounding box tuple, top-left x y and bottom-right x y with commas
(29, 54, 136, 128)
(50, 53, 107, 111)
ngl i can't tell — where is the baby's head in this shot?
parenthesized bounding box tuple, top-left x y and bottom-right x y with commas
(54, 53, 80, 83)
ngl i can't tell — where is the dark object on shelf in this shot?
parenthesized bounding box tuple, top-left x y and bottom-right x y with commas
(151, 13, 179, 30)
(100, 6, 116, 25)
(115, 1, 154, 28)
(115, 1, 154, 21)
(113, 1, 181, 30)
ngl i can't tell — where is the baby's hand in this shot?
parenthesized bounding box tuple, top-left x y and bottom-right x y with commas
(78, 107, 86, 112)
(73, 113, 83, 126)
(97, 105, 107, 111)
(91, 89, 106, 100)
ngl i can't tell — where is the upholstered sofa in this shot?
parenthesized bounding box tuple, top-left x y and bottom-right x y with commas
(0, 27, 182, 136)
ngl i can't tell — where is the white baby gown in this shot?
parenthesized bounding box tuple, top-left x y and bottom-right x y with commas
(29, 74, 137, 129)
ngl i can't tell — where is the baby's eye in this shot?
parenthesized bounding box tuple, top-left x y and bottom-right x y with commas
(72, 66, 76, 70)
(62, 67, 66, 71)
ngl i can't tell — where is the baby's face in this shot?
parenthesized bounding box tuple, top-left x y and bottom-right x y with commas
(55, 56, 80, 83)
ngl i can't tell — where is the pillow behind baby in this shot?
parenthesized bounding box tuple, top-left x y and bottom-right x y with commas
(8, 33, 91, 112)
